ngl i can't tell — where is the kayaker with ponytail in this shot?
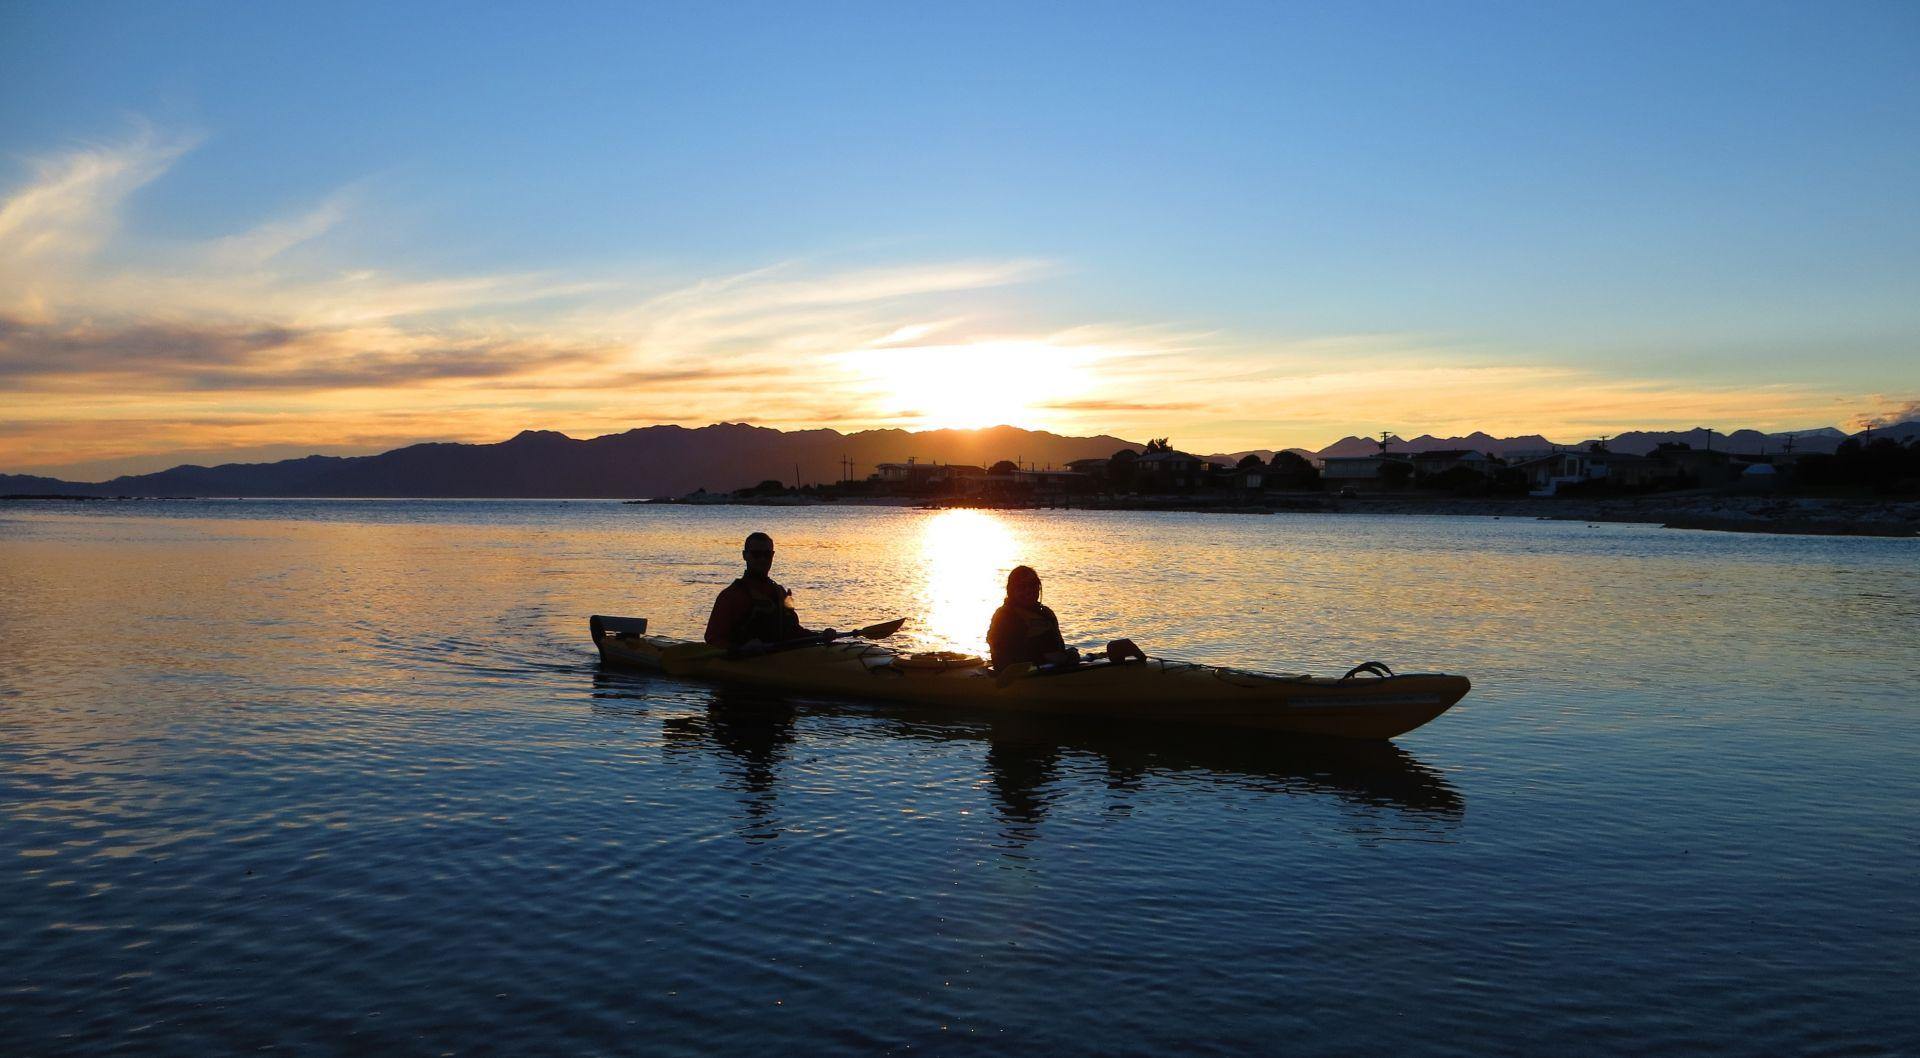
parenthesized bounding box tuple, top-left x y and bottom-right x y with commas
(704, 532, 828, 649)
(987, 565, 1145, 671)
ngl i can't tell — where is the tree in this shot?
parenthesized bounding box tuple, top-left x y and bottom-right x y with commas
(1378, 460, 1413, 487)
(1107, 448, 1138, 489)
(1144, 438, 1173, 453)
(989, 460, 1020, 476)
(1266, 450, 1320, 488)
(1236, 454, 1264, 470)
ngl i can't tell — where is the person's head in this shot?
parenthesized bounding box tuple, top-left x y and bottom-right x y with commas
(742, 531, 775, 576)
(1005, 565, 1041, 607)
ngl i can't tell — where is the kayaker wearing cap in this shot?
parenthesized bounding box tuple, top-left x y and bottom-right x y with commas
(987, 565, 1145, 671)
(704, 532, 826, 649)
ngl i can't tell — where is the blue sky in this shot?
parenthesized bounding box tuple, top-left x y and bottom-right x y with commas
(2, 1, 1916, 475)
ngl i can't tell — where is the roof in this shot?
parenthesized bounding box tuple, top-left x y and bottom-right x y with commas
(1411, 449, 1487, 461)
(1136, 450, 1203, 463)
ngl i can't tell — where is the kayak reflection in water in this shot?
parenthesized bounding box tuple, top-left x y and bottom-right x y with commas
(986, 565, 1145, 672)
(703, 531, 830, 650)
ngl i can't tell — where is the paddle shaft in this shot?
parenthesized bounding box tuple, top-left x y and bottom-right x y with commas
(727, 617, 906, 659)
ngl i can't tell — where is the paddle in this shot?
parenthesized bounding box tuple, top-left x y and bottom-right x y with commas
(660, 617, 907, 670)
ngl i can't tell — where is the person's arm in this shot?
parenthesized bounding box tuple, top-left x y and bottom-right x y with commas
(986, 607, 1013, 669)
(1040, 607, 1067, 654)
(1036, 608, 1080, 667)
(704, 585, 745, 647)
(780, 589, 815, 640)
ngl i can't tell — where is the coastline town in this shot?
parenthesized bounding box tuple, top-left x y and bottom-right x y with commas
(674, 433, 1920, 537)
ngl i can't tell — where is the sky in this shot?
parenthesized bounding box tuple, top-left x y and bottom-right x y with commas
(1, 1, 1916, 478)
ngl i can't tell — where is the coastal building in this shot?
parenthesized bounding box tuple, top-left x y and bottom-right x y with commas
(1410, 450, 1492, 477)
(1649, 445, 1739, 487)
(1320, 453, 1412, 483)
(1013, 468, 1087, 490)
(1512, 446, 1657, 494)
(1225, 466, 1265, 490)
(872, 459, 986, 492)
(1133, 450, 1211, 490)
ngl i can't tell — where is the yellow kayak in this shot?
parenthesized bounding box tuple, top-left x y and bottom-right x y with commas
(589, 616, 1469, 740)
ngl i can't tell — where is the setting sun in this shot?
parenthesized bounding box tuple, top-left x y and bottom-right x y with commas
(846, 340, 1099, 430)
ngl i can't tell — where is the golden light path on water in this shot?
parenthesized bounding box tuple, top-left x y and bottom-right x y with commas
(914, 509, 1023, 655)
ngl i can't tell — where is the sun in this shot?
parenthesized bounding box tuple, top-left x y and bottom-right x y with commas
(848, 339, 1096, 430)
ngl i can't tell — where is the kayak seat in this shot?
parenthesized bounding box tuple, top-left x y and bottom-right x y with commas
(894, 651, 987, 673)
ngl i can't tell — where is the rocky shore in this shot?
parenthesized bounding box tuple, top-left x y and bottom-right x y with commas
(1324, 494, 1920, 537)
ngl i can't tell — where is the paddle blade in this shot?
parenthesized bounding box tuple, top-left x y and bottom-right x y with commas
(850, 617, 907, 640)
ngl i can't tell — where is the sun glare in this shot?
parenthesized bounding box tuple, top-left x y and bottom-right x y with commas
(916, 508, 1022, 653)
(850, 340, 1096, 430)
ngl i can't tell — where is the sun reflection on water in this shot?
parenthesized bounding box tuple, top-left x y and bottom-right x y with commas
(915, 509, 1022, 654)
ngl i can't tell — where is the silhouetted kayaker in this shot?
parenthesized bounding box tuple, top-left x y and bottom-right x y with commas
(704, 532, 824, 649)
(987, 565, 1144, 670)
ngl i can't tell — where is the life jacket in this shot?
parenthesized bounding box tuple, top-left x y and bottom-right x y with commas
(731, 576, 797, 644)
(991, 603, 1064, 665)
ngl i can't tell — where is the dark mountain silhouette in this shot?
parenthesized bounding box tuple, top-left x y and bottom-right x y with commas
(1309, 425, 1889, 459)
(1315, 432, 1556, 458)
(3, 424, 1142, 498)
(1201, 448, 1319, 466)
(8, 420, 1913, 498)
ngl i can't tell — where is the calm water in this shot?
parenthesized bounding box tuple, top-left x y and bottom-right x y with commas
(2, 500, 1916, 1056)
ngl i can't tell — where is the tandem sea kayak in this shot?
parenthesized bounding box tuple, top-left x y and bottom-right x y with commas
(590, 616, 1469, 740)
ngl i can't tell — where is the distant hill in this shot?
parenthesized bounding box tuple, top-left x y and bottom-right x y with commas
(3, 424, 1142, 498)
(1201, 448, 1319, 466)
(1313, 431, 1556, 459)
(1307, 425, 1889, 459)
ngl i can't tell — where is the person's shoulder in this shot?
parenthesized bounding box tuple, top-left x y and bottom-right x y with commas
(987, 603, 1013, 625)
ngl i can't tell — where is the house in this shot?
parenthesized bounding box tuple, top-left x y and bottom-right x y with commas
(1013, 469, 1088, 491)
(1226, 466, 1265, 490)
(872, 459, 986, 492)
(1512, 446, 1658, 494)
(1321, 454, 1412, 483)
(1410, 450, 1492, 477)
(1065, 457, 1111, 474)
(1133, 450, 1210, 490)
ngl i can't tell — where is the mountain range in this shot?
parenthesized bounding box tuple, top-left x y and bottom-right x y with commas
(5, 421, 1914, 498)
(1205, 425, 1909, 464)
(0, 424, 1135, 499)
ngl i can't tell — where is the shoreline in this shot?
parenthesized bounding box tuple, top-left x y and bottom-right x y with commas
(11, 492, 1914, 537)
(648, 492, 1920, 537)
